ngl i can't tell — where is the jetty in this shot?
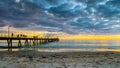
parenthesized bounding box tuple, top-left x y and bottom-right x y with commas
(0, 33, 59, 51)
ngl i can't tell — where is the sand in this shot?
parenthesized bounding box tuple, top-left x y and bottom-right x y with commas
(0, 50, 120, 68)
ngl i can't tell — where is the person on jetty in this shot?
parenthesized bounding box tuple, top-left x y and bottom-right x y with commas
(11, 33, 14, 37)
(17, 34, 27, 38)
(23, 35, 27, 37)
(17, 34, 19, 38)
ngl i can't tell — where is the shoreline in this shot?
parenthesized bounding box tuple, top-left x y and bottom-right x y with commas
(0, 50, 120, 57)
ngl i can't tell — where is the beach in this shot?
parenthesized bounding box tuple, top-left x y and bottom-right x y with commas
(0, 0, 119, 68)
(0, 50, 120, 68)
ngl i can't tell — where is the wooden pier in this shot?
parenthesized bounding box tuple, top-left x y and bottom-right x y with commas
(0, 34, 59, 51)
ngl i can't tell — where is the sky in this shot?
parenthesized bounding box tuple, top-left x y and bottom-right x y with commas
(0, 0, 120, 35)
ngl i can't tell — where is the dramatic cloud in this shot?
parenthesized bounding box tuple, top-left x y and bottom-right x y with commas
(0, 0, 120, 34)
(0, 20, 7, 27)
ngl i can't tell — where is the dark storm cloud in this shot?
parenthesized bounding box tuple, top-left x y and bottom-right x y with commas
(0, 20, 6, 27)
(0, 0, 120, 34)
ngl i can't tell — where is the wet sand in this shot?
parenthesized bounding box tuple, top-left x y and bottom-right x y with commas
(0, 50, 120, 68)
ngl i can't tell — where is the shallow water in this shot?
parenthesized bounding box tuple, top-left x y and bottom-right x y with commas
(0, 40, 120, 52)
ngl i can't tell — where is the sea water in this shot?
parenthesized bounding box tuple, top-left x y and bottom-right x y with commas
(35, 40, 120, 52)
(0, 40, 120, 52)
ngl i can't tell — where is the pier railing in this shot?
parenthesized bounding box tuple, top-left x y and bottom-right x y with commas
(0, 33, 34, 38)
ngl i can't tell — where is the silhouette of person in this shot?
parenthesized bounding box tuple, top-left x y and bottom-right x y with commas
(17, 34, 19, 37)
(11, 33, 14, 37)
(20, 34, 22, 37)
(23, 35, 24, 37)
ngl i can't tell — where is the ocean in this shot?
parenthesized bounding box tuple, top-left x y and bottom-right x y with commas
(0, 40, 120, 52)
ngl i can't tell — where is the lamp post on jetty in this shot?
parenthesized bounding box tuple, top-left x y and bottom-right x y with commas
(7, 25, 12, 52)
(8, 25, 11, 37)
